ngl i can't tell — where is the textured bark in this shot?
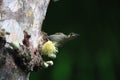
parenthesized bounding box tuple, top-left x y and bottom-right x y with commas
(0, 0, 50, 80)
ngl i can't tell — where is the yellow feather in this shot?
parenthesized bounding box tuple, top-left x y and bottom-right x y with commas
(41, 41, 58, 58)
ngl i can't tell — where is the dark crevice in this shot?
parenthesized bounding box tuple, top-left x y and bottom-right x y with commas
(23, 31, 31, 47)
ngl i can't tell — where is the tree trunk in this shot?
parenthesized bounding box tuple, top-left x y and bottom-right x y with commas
(0, 0, 50, 80)
(0, 51, 30, 80)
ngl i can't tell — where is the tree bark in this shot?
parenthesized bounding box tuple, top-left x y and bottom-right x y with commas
(0, 0, 50, 80)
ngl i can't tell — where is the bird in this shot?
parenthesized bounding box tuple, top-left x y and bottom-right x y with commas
(48, 32, 79, 47)
(41, 32, 79, 58)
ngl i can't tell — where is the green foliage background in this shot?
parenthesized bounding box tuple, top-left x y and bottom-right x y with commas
(30, 0, 120, 80)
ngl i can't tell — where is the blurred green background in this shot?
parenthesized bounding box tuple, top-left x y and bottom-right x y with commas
(30, 0, 120, 80)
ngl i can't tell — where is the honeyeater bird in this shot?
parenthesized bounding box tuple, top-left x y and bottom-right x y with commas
(48, 32, 79, 47)
(41, 32, 79, 58)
